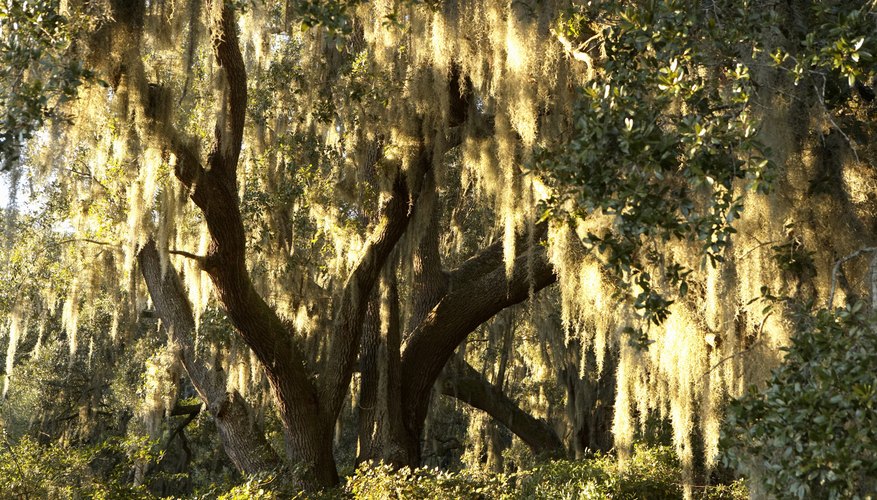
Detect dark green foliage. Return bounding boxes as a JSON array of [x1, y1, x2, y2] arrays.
[[723, 302, 877, 499], [0, 434, 158, 499], [774, 1, 877, 91], [0, 0, 95, 171], [516, 446, 745, 500], [537, 0, 774, 331], [0, 440, 749, 499]]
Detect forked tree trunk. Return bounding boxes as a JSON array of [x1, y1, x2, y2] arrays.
[[355, 211, 562, 467], [398, 224, 558, 465], [107, 0, 563, 486]]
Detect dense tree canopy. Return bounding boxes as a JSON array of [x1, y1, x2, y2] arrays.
[[0, 0, 875, 497]]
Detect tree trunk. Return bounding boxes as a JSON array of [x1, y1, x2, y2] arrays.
[[97, 0, 572, 490], [138, 240, 282, 476], [356, 265, 410, 466], [400, 224, 558, 462]]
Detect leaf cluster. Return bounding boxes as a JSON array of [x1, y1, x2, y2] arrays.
[[0, 0, 98, 171], [0, 433, 158, 499], [723, 302, 877, 499], [538, 0, 774, 330], [773, 1, 877, 91]]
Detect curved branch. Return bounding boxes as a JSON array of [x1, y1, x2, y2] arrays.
[[168, 249, 206, 266], [209, 3, 247, 180], [152, 4, 336, 486], [449, 221, 548, 286], [101, 0, 336, 487], [440, 358, 563, 457], [401, 233, 557, 435], [139, 240, 282, 475], [828, 246, 877, 308]]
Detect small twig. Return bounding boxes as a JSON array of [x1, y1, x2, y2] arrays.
[[55, 238, 122, 250], [552, 29, 595, 71], [828, 247, 877, 308], [168, 249, 207, 264], [740, 239, 779, 260], [812, 77, 860, 164], [701, 311, 771, 382], [66, 167, 111, 193]]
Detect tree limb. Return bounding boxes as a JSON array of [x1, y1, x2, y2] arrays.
[[320, 150, 429, 423], [440, 357, 563, 456], [401, 230, 557, 436], [138, 240, 282, 476], [828, 246, 877, 308]]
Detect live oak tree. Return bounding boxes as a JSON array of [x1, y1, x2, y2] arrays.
[[1, 0, 876, 496], [33, 0, 567, 488]]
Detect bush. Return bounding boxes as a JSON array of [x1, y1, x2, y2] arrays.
[[344, 447, 744, 499], [346, 462, 513, 499], [723, 302, 877, 499], [516, 445, 682, 499], [0, 434, 156, 499]]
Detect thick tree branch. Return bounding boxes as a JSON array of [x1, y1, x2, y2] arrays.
[[166, 403, 201, 443], [440, 358, 563, 456], [407, 171, 449, 333], [449, 221, 548, 286], [132, 4, 335, 484], [209, 2, 247, 182], [321, 150, 429, 422], [357, 265, 408, 466], [102, 0, 336, 487], [400, 230, 557, 435]]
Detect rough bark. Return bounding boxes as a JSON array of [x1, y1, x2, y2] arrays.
[[407, 172, 450, 334], [356, 289, 383, 462], [320, 161, 427, 424], [356, 265, 409, 466], [439, 357, 563, 457], [557, 342, 616, 457], [138, 240, 282, 476]]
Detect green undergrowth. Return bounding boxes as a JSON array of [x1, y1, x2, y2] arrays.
[[0, 437, 746, 499], [216, 445, 747, 499]]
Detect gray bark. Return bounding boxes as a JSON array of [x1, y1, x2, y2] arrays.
[[139, 240, 282, 476]]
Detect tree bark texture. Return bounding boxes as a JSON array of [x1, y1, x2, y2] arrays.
[[356, 265, 410, 466]]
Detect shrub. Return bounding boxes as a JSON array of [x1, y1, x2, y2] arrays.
[[723, 302, 877, 499], [0, 434, 156, 499], [346, 462, 513, 499], [516, 445, 682, 499], [344, 446, 745, 499]]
